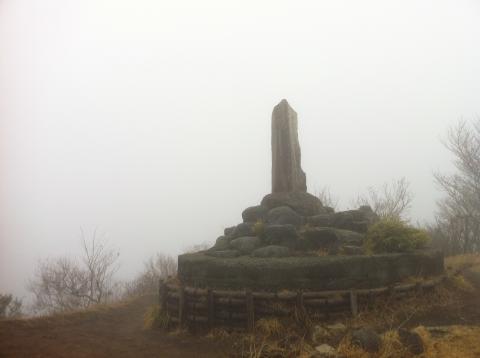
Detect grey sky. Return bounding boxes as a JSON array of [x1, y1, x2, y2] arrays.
[[1, 0, 479, 298]]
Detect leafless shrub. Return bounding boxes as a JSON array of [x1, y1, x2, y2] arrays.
[[432, 118, 480, 254], [28, 230, 120, 314], [354, 177, 413, 220], [315, 186, 339, 210], [0, 294, 23, 319], [123, 253, 177, 298]]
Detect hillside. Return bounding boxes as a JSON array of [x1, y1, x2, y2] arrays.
[[0, 295, 228, 358], [1, 256, 480, 357]]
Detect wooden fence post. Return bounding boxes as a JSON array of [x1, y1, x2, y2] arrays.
[[246, 289, 254, 332], [179, 284, 186, 328], [350, 291, 358, 317], [207, 289, 214, 329], [296, 291, 305, 319]]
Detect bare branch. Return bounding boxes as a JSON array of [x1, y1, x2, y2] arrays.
[[315, 186, 339, 211], [432, 118, 480, 254], [354, 177, 413, 220], [28, 230, 120, 314]]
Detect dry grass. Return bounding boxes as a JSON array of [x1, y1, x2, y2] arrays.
[[445, 254, 480, 274], [336, 325, 480, 358], [345, 283, 457, 331], [8, 296, 145, 328], [255, 318, 285, 338], [337, 330, 410, 358], [415, 325, 480, 358], [143, 304, 170, 330], [233, 317, 314, 357], [206, 327, 231, 340]]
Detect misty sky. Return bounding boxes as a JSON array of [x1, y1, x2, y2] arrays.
[[1, 0, 479, 299]]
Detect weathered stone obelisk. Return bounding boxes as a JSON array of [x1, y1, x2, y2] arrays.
[[271, 99, 307, 193]]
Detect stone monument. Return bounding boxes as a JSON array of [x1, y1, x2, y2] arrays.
[[177, 100, 444, 291], [271, 99, 307, 193]]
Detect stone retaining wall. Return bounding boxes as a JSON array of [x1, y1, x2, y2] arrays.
[[178, 250, 444, 291]]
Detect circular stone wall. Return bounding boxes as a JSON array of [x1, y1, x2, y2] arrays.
[[178, 250, 444, 291]]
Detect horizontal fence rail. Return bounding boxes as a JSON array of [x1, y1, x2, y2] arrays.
[[159, 276, 445, 332]]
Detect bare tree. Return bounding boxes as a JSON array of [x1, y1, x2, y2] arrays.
[[0, 294, 23, 319], [433, 119, 480, 253], [123, 253, 177, 298], [28, 230, 120, 314], [315, 186, 339, 211], [354, 177, 413, 220], [80, 229, 120, 305]]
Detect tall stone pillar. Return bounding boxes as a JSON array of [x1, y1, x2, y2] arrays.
[[271, 99, 307, 193]]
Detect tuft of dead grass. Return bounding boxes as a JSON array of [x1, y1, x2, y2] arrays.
[[416, 325, 480, 358], [337, 330, 410, 358], [143, 304, 170, 330], [254, 318, 285, 338], [449, 274, 475, 292]]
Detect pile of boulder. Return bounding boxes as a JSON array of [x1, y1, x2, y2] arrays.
[[206, 191, 378, 259]]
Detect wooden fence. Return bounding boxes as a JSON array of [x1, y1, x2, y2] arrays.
[[159, 276, 445, 332]]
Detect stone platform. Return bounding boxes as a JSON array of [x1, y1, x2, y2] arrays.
[[178, 249, 444, 291]]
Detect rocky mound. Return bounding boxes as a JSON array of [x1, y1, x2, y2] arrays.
[[205, 192, 378, 259]]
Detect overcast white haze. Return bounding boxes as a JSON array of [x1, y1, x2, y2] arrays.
[[1, 0, 479, 299]]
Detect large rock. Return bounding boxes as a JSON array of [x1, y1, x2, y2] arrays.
[[266, 206, 303, 226], [351, 327, 381, 352], [261, 191, 324, 216], [332, 206, 378, 233], [335, 229, 364, 246], [271, 99, 307, 193], [264, 224, 298, 248], [224, 226, 235, 237], [229, 236, 261, 255], [398, 329, 424, 355], [230, 222, 255, 239], [242, 205, 268, 223], [297, 228, 339, 251], [306, 214, 334, 227], [297, 227, 364, 252], [211, 236, 230, 251], [251, 245, 291, 258]]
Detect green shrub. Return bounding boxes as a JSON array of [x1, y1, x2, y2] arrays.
[[365, 218, 430, 253], [253, 220, 265, 238]]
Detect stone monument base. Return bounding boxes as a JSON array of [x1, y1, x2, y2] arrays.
[[178, 249, 444, 291]]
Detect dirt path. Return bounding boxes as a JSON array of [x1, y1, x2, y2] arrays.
[[0, 295, 229, 358]]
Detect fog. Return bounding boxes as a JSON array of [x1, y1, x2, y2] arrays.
[[1, 0, 479, 299]]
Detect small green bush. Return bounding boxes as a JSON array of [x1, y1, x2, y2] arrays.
[[365, 218, 430, 253], [253, 220, 265, 238]]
